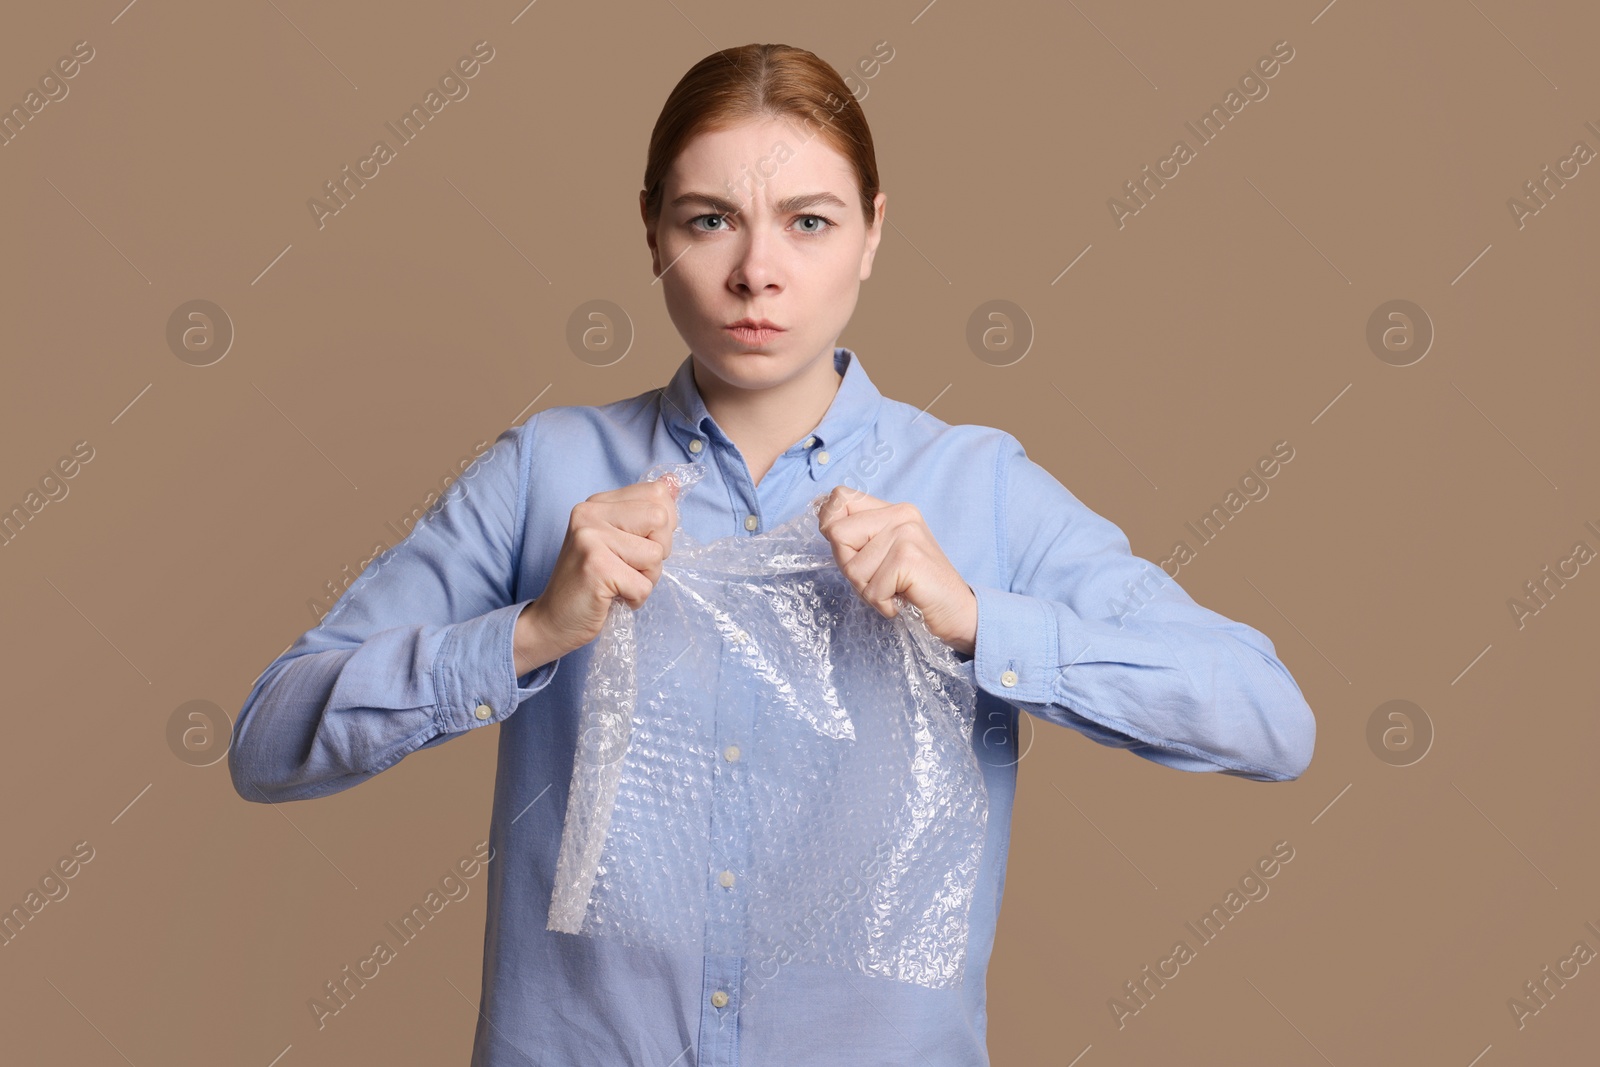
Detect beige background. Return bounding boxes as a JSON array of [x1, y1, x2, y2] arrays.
[[3, 0, 1597, 1063]]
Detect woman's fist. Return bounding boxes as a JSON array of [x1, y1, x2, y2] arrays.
[[514, 476, 681, 674]]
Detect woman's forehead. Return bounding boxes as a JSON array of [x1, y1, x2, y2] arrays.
[[666, 119, 856, 193]]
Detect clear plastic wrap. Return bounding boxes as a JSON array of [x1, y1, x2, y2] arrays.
[[546, 462, 990, 990]]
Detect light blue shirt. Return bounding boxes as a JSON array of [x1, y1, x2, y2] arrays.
[[231, 346, 1315, 1065]]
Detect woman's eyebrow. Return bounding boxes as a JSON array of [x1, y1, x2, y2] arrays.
[[670, 191, 849, 215]]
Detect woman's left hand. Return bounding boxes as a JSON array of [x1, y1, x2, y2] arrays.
[[816, 486, 978, 657]]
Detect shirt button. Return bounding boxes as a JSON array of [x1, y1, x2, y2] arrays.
[[689, 438, 703, 453], [1000, 670, 1018, 688], [804, 435, 816, 447], [816, 450, 830, 464], [723, 744, 741, 762], [718, 870, 736, 888], [474, 703, 493, 720], [744, 514, 758, 531], [710, 990, 729, 1008]]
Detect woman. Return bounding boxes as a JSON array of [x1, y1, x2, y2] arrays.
[[231, 43, 1315, 1066]]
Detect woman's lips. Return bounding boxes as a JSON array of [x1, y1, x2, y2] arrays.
[[725, 325, 784, 346]]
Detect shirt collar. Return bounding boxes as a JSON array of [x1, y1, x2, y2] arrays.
[[659, 346, 883, 462]]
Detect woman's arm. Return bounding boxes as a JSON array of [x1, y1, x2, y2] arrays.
[[228, 416, 560, 804], [968, 433, 1316, 782]]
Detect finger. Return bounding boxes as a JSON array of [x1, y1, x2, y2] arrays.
[[585, 497, 678, 555], [602, 557, 658, 610], [820, 495, 904, 556], [598, 527, 670, 580], [858, 540, 919, 616], [818, 486, 886, 532], [607, 473, 681, 497], [589, 476, 680, 509], [839, 525, 898, 603]]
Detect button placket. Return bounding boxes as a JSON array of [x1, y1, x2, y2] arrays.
[[705, 614, 755, 967]]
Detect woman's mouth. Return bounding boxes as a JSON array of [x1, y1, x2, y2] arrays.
[[725, 320, 785, 347]]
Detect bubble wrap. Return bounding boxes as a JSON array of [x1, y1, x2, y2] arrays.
[[546, 462, 990, 990]]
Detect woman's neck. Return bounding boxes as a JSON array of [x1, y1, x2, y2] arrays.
[[694, 350, 844, 487]]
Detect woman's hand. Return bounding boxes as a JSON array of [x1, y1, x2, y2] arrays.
[[816, 486, 978, 656], [514, 476, 681, 674]]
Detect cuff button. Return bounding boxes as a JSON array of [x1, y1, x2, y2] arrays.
[[1000, 670, 1018, 688], [474, 703, 493, 720]]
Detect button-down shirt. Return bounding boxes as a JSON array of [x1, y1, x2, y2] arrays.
[[230, 346, 1316, 1066]]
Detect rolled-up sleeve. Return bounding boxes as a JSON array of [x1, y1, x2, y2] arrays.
[[969, 432, 1316, 782], [229, 415, 561, 804]]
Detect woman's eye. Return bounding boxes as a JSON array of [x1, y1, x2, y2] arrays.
[[687, 213, 836, 235], [794, 214, 835, 234]]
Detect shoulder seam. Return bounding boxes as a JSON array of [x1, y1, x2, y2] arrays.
[[513, 412, 540, 591], [995, 432, 1013, 594]]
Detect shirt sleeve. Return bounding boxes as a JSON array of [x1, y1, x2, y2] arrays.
[[967, 432, 1316, 782], [228, 415, 562, 804]]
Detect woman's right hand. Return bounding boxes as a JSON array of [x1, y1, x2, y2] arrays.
[[513, 476, 682, 674]]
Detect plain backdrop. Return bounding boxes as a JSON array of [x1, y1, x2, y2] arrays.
[[2, 1, 1597, 1064]]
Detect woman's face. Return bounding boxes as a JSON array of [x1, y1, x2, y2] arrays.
[[642, 115, 886, 391]]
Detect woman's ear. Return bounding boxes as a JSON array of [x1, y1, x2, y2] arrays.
[[860, 192, 887, 280], [640, 190, 660, 276]]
